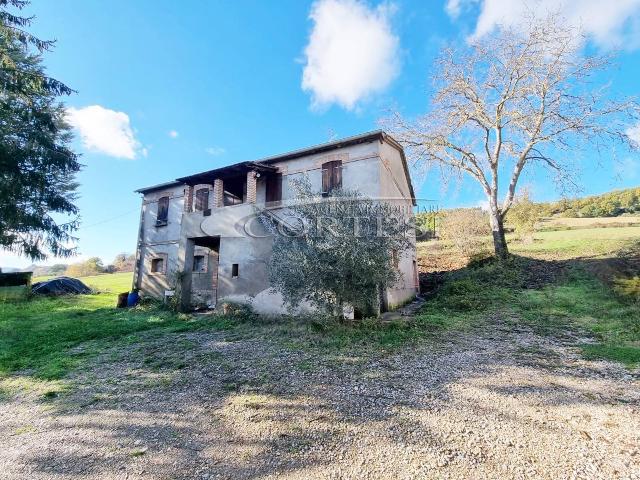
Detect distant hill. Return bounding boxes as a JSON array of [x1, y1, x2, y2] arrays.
[[539, 187, 639, 218], [18, 264, 67, 276]]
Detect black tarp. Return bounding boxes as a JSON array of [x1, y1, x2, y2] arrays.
[[32, 277, 92, 295]]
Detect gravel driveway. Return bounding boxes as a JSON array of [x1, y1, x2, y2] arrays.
[[1, 320, 639, 480]]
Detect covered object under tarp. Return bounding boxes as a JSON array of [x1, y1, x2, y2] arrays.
[[32, 277, 92, 295]]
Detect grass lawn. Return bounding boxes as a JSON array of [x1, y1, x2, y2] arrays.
[[510, 226, 640, 259], [0, 271, 240, 392], [33, 271, 134, 292]]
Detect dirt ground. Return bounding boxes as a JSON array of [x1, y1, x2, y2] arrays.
[[2, 318, 638, 480]]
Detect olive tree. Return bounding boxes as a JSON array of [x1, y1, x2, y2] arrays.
[[260, 179, 413, 318], [387, 14, 639, 258]]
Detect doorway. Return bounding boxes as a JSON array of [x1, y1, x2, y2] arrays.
[[189, 236, 220, 309]]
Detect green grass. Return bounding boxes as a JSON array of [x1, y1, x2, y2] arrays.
[[76, 272, 134, 292], [510, 226, 640, 258], [0, 269, 246, 387], [33, 272, 134, 293], [0, 294, 179, 380], [0, 285, 29, 300]]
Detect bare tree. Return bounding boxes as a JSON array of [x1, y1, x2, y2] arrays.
[[387, 14, 639, 258]]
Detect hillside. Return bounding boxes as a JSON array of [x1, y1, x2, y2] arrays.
[[536, 186, 639, 218]]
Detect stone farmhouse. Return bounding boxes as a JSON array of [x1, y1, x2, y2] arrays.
[[132, 130, 418, 315]]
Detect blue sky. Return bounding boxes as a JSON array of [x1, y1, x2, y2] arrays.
[[2, 0, 640, 268]]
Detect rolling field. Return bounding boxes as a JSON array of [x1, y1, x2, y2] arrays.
[[510, 225, 640, 259]]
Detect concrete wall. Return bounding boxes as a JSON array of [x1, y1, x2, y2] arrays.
[[135, 136, 418, 314], [135, 184, 185, 298], [190, 246, 218, 308], [179, 203, 279, 313], [276, 140, 380, 200]]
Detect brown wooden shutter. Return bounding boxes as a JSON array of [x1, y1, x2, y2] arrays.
[[157, 196, 169, 224], [321, 162, 331, 195], [321, 161, 342, 195], [195, 188, 209, 211], [332, 160, 342, 190], [266, 173, 282, 203]]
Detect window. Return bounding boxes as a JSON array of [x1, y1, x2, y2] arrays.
[[156, 196, 169, 226], [321, 160, 342, 196], [231, 263, 239, 278], [195, 188, 209, 212], [391, 249, 399, 269], [151, 257, 164, 274], [265, 173, 282, 203], [193, 255, 206, 272]]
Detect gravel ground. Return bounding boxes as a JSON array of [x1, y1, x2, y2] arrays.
[[1, 320, 639, 480]]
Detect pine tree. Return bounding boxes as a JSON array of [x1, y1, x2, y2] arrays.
[[0, 0, 80, 261]]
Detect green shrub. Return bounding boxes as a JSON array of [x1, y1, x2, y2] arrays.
[[506, 194, 543, 238]]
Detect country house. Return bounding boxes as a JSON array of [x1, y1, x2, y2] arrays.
[[132, 130, 418, 314]]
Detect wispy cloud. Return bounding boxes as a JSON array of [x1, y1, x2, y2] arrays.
[[627, 123, 640, 148], [444, 0, 463, 19], [301, 0, 400, 110], [205, 146, 225, 156], [66, 105, 141, 159], [446, 0, 640, 49], [168, 130, 179, 138]]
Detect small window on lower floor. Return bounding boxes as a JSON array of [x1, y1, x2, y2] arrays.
[[231, 263, 239, 278], [193, 255, 205, 272], [391, 249, 399, 269], [151, 257, 164, 274]]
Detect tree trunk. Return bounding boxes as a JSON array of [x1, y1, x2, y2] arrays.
[[489, 207, 509, 259]]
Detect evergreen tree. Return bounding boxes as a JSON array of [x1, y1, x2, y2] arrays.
[[0, 0, 80, 261]]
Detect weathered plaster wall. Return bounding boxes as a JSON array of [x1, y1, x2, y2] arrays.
[[136, 184, 185, 298], [377, 141, 418, 308], [137, 243, 180, 298], [275, 140, 380, 199]]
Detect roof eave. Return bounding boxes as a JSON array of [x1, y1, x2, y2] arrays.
[[381, 132, 417, 206], [135, 181, 183, 194]]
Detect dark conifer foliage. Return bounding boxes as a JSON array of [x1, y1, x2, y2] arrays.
[[0, 0, 81, 260]]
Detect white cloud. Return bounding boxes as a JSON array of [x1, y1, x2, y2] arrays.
[[445, 0, 463, 19], [205, 146, 225, 156], [168, 130, 179, 138], [446, 0, 640, 49], [301, 0, 400, 110], [66, 105, 140, 159], [628, 123, 640, 148]]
